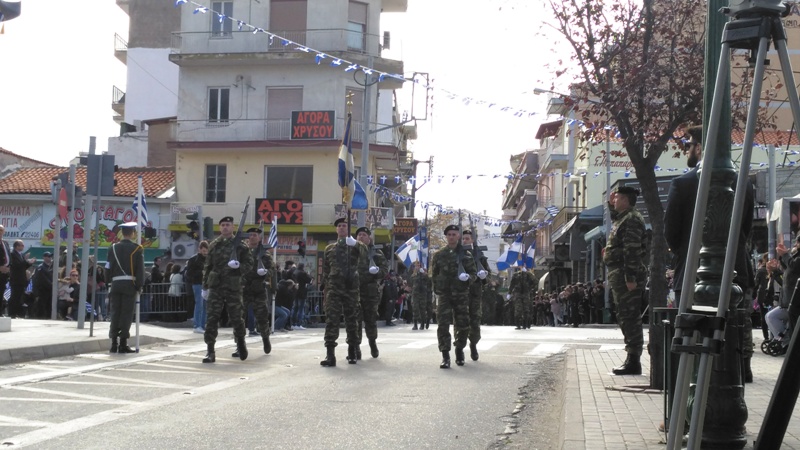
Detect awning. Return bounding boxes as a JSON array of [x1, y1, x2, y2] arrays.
[[584, 225, 606, 243], [578, 204, 605, 221], [551, 216, 577, 243]]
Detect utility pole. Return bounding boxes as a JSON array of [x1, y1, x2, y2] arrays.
[[409, 157, 433, 218]]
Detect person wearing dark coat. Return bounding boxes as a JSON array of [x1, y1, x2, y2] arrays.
[[9, 240, 36, 318]]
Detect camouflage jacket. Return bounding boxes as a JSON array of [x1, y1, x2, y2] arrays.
[[357, 244, 388, 288], [603, 206, 647, 282], [430, 244, 477, 295], [508, 270, 536, 297], [323, 239, 368, 290], [410, 271, 432, 299], [242, 244, 273, 295], [203, 235, 254, 290]]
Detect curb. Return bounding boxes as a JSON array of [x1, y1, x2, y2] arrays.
[[0, 335, 169, 366]]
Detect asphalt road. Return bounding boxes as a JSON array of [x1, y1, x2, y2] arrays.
[[0, 325, 627, 449]]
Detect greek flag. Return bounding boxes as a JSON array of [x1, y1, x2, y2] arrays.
[[545, 205, 560, 217], [395, 235, 421, 268], [524, 241, 536, 269], [268, 216, 278, 249], [496, 234, 524, 271], [337, 114, 368, 210], [132, 176, 149, 228]]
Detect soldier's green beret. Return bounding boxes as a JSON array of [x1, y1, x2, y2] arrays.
[[355, 227, 370, 236], [444, 225, 460, 234], [219, 216, 234, 224], [462, 229, 473, 235], [334, 217, 347, 226], [246, 227, 261, 233]]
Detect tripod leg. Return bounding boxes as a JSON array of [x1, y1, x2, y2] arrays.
[[774, 38, 800, 139], [666, 38, 734, 450]]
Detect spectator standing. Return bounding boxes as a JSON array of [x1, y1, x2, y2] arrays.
[[292, 262, 313, 330], [0, 225, 10, 316], [186, 241, 209, 333], [32, 251, 54, 319], [168, 264, 185, 321], [9, 240, 36, 318]]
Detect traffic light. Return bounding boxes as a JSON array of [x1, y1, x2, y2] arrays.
[[143, 226, 157, 239], [186, 212, 200, 240], [297, 240, 306, 257], [203, 217, 214, 240]]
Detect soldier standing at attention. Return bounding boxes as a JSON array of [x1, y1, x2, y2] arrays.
[[355, 226, 388, 360], [235, 227, 272, 357], [508, 265, 530, 330], [201, 216, 253, 363], [320, 217, 368, 367], [431, 225, 477, 369], [106, 222, 145, 354], [410, 262, 432, 330], [603, 186, 647, 375], [462, 229, 489, 361]]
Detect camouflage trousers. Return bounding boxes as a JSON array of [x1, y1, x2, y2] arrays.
[[243, 292, 271, 336], [609, 269, 644, 355], [324, 286, 360, 348], [412, 293, 430, 323], [468, 283, 482, 344], [357, 283, 380, 344], [482, 297, 496, 325], [437, 292, 470, 352], [205, 288, 246, 345], [512, 294, 531, 327]]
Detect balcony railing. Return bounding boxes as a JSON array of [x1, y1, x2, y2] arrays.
[[112, 86, 125, 105], [114, 33, 128, 64], [174, 116, 400, 147], [170, 28, 388, 58], [170, 202, 392, 228]]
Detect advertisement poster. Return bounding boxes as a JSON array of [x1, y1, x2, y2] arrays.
[[40, 203, 160, 248], [0, 203, 44, 248]]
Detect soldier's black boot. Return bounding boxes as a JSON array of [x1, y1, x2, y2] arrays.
[[412, 321, 418, 330], [346, 345, 358, 364], [369, 339, 379, 358], [235, 336, 248, 361], [515, 320, 522, 330], [202, 344, 216, 363], [320, 346, 336, 367], [440, 351, 451, 369], [109, 338, 118, 353], [262, 335, 272, 355], [455, 346, 466, 366], [425, 320, 430, 329], [612, 353, 641, 375], [118, 339, 135, 354], [355, 346, 362, 361], [470, 342, 479, 361]]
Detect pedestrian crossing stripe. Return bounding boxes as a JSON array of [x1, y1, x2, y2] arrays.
[[525, 344, 564, 356], [399, 341, 436, 349], [476, 340, 498, 351]]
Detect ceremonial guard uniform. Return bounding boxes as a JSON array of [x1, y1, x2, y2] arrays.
[[202, 216, 253, 363], [106, 222, 145, 354], [431, 225, 477, 368], [603, 186, 647, 375], [238, 227, 273, 357], [355, 227, 388, 359], [320, 217, 368, 367], [462, 229, 490, 360]]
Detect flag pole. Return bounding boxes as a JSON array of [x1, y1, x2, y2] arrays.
[[134, 175, 143, 352], [271, 214, 277, 335]]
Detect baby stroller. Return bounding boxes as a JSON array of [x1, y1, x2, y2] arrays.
[[762, 278, 800, 357]]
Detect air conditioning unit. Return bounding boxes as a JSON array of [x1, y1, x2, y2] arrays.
[[171, 240, 196, 260], [554, 244, 571, 262]]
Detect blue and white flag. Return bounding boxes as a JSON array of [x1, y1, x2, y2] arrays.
[[337, 114, 368, 211], [268, 215, 278, 248], [545, 205, 560, 217], [524, 241, 536, 269], [395, 234, 421, 268], [496, 234, 524, 271], [132, 176, 149, 228]]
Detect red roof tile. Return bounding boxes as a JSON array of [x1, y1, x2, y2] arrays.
[[732, 129, 800, 146], [0, 166, 175, 197]]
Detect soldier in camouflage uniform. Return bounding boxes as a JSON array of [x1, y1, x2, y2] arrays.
[[508, 265, 537, 330], [320, 217, 368, 367], [410, 262, 432, 330], [431, 225, 477, 368], [462, 229, 490, 361], [355, 226, 388, 359], [603, 186, 647, 375], [201, 216, 253, 363], [481, 279, 501, 325], [235, 227, 272, 357], [106, 223, 145, 354]]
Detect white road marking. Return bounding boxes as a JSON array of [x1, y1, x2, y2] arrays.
[[2, 385, 137, 405], [0, 415, 53, 428], [399, 340, 437, 349], [525, 344, 564, 356], [271, 337, 319, 348], [476, 340, 497, 351]]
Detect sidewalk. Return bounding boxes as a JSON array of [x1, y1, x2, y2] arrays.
[[562, 341, 800, 450]]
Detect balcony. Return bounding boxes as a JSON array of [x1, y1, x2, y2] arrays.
[[114, 33, 128, 64], [169, 29, 403, 88], [174, 116, 401, 147], [116, 0, 129, 14], [541, 143, 568, 172], [112, 86, 125, 116]]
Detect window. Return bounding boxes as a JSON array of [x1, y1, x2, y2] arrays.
[[265, 166, 313, 203], [347, 1, 367, 51], [211, 2, 234, 37], [266, 87, 303, 139], [269, 0, 307, 50], [208, 88, 230, 123], [206, 165, 227, 203]]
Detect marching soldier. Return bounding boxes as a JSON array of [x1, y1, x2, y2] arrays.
[[355, 226, 388, 359], [603, 186, 647, 375], [106, 222, 145, 354], [431, 225, 477, 368], [234, 227, 272, 358], [508, 265, 533, 330], [462, 229, 489, 360], [320, 217, 368, 367], [201, 216, 253, 363], [410, 262, 432, 330]]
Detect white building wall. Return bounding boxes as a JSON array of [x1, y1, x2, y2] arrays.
[[124, 48, 179, 124], [107, 132, 149, 168]]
